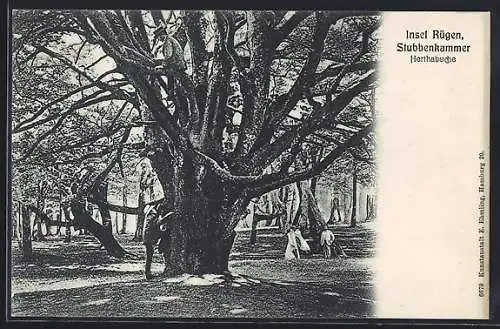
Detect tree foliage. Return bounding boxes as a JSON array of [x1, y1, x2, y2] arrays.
[[11, 9, 379, 271]]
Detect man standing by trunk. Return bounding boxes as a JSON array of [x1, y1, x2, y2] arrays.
[[139, 159, 170, 280]]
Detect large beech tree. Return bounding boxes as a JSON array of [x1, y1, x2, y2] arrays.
[[11, 10, 378, 274]]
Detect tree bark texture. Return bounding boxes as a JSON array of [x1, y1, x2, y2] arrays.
[[151, 152, 250, 275], [20, 204, 33, 260], [351, 170, 358, 228]]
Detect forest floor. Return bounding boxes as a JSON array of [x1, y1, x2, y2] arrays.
[[10, 222, 376, 319]]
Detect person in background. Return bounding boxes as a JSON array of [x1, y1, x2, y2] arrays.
[[138, 158, 180, 280], [329, 196, 342, 223], [139, 158, 168, 248], [294, 227, 311, 254], [285, 225, 300, 260], [320, 227, 336, 259], [320, 225, 348, 259]]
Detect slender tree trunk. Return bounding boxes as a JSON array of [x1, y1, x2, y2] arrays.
[[98, 181, 113, 234], [120, 184, 127, 234], [310, 177, 318, 197], [365, 195, 371, 221], [351, 170, 357, 228], [69, 197, 129, 258], [285, 183, 300, 231], [249, 206, 283, 244], [20, 204, 33, 261], [12, 203, 20, 241], [56, 166, 64, 236], [337, 200, 342, 223], [276, 186, 289, 230], [56, 190, 63, 235], [263, 194, 273, 226], [279, 186, 286, 204], [249, 200, 262, 244], [63, 207, 72, 242], [270, 190, 285, 229], [329, 196, 342, 223], [249, 207, 259, 244], [17, 201, 23, 250], [45, 211, 53, 237], [310, 148, 323, 198], [371, 195, 376, 219], [114, 212, 119, 234], [133, 194, 145, 242], [33, 182, 46, 241], [80, 202, 89, 235], [58, 178, 131, 257]]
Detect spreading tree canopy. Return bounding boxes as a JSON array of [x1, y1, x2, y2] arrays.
[[11, 10, 378, 274]]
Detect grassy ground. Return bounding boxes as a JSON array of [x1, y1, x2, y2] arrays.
[[10, 223, 376, 319]]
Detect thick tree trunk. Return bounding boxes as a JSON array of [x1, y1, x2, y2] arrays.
[[160, 205, 240, 275], [20, 204, 33, 261], [294, 182, 308, 230], [301, 182, 327, 253], [285, 181, 329, 253], [295, 185, 348, 257], [365, 194, 376, 221], [351, 171, 357, 228], [150, 151, 248, 276], [344, 194, 352, 224]]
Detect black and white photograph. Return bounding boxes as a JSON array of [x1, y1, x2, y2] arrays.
[[9, 9, 378, 319]]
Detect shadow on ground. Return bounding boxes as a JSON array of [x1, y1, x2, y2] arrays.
[[10, 223, 375, 319]]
